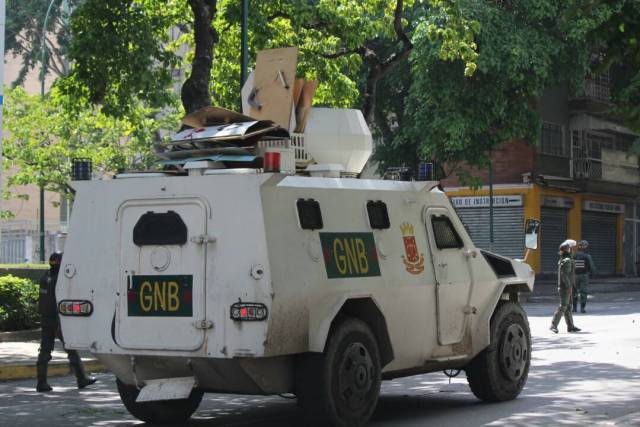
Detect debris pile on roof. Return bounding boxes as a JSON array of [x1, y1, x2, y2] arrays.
[[155, 47, 315, 171]]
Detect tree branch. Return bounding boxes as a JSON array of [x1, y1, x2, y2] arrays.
[[361, 0, 413, 124], [320, 47, 365, 59]]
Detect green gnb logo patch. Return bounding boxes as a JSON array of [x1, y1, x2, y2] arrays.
[[320, 233, 381, 279], [127, 275, 193, 317]]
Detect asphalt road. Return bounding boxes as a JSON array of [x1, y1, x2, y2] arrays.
[[1, 295, 639, 427]]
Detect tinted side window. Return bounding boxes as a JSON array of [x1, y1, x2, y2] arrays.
[[133, 211, 188, 246], [431, 216, 463, 249], [297, 199, 323, 230], [366, 200, 390, 229]]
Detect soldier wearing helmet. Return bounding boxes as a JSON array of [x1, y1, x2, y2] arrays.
[[573, 240, 596, 313], [550, 240, 581, 334]]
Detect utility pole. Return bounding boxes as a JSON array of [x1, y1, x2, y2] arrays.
[[489, 150, 494, 252], [39, 0, 59, 262], [240, 0, 248, 87], [0, 0, 5, 260]]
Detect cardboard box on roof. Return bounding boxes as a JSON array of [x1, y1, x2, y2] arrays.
[[249, 47, 299, 129]]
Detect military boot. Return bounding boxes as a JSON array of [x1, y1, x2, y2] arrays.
[[36, 363, 52, 392], [68, 352, 97, 389]]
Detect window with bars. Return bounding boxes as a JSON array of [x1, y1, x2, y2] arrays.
[[431, 216, 463, 250], [540, 122, 567, 157]]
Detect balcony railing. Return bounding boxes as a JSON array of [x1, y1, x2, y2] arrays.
[[573, 156, 639, 185], [583, 75, 611, 103]]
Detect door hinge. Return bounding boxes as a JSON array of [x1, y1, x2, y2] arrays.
[[194, 320, 213, 329]]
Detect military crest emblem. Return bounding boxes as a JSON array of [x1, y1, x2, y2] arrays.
[[400, 222, 424, 274]]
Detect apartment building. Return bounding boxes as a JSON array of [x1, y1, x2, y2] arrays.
[[444, 73, 640, 276]]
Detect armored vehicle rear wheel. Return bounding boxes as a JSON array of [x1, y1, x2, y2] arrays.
[[465, 301, 531, 402], [296, 317, 381, 427], [116, 378, 204, 424]]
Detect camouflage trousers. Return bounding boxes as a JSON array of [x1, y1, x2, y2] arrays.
[[572, 274, 589, 309], [551, 287, 575, 329]]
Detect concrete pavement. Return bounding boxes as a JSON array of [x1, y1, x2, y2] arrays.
[[0, 296, 639, 426]]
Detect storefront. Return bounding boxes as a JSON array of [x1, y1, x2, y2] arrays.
[[581, 200, 624, 275], [451, 195, 524, 259], [445, 184, 626, 275], [539, 196, 573, 274]]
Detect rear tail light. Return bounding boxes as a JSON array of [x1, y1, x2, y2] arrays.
[[230, 302, 268, 321], [58, 300, 93, 316]]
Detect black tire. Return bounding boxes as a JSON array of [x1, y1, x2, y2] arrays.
[[465, 301, 531, 402], [116, 378, 204, 425], [296, 318, 382, 427]]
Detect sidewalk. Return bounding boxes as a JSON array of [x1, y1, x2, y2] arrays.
[[528, 276, 640, 303], [0, 336, 106, 381]]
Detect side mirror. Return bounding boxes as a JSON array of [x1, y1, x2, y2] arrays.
[[524, 218, 541, 250]]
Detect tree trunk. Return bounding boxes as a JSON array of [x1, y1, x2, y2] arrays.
[[181, 0, 218, 114], [363, 66, 382, 125]]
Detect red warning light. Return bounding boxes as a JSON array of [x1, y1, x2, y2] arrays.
[[240, 307, 248, 318]]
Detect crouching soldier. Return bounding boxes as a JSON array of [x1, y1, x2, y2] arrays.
[[550, 240, 582, 334], [573, 240, 596, 313], [36, 252, 97, 392]]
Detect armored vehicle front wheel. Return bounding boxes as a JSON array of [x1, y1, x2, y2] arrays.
[[296, 317, 381, 427], [465, 301, 531, 402], [116, 378, 204, 424]]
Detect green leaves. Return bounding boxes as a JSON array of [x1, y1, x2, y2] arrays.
[[2, 87, 179, 201], [61, 0, 186, 116]]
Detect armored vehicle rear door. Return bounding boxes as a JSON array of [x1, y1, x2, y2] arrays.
[[425, 207, 473, 346], [116, 198, 208, 351]]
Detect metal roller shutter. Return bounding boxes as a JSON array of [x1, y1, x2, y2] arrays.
[[582, 211, 617, 274], [455, 207, 524, 259], [540, 208, 568, 274]]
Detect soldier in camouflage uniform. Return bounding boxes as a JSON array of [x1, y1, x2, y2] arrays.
[[550, 240, 582, 334], [572, 240, 596, 313], [36, 252, 97, 392]]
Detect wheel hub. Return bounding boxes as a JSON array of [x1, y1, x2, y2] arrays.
[[499, 323, 527, 381], [338, 342, 374, 411]]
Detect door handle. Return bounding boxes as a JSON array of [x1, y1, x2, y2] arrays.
[[464, 249, 477, 259], [190, 234, 217, 245]]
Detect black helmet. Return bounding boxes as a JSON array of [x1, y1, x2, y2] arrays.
[[49, 252, 63, 265]]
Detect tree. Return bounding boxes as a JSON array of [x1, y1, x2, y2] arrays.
[[212, 0, 478, 126], [5, 0, 80, 86], [62, 0, 478, 120], [59, 0, 187, 116], [1, 86, 178, 217], [376, 0, 640, 179]]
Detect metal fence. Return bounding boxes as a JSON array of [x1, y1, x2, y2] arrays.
[[0, 222, 65, 264]]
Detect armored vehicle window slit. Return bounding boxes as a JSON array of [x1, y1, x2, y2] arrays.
[[297, 199, 323, 230], [431, 216, 463, 249], [133, 211, 188, 246], [366, 201, 390, 229]]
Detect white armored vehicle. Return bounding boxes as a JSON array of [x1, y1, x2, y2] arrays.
[[57, 106, 536, 427]]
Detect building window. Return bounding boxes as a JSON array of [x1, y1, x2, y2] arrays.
[[431, 216, 463, 250], [540, 122, 566, 157]]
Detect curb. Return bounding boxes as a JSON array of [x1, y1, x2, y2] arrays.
[[0, 329, 41, 343], [0, 359, 107, 381]]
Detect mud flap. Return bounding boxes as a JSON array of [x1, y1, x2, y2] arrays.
[[136, 377, 196, 402]]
